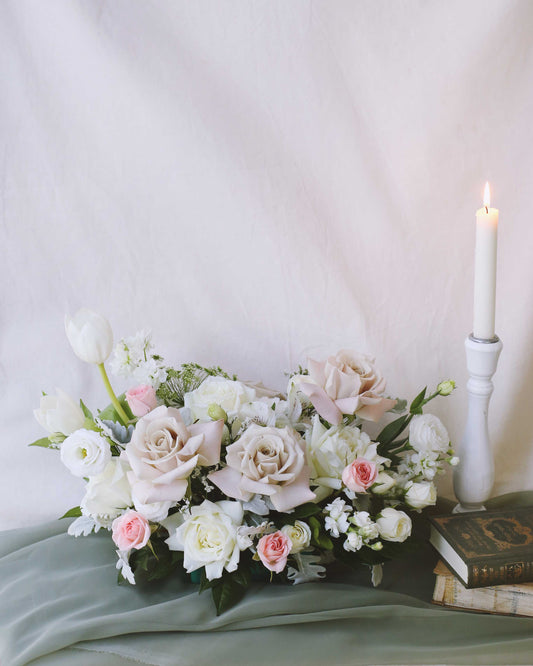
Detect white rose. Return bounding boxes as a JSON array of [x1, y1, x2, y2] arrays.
[[165, 500, 244, 580], [132, 489, 173, 522], [184, 377, 256, 421], [281, 520, 312, 554], [306, 416, 387, 499], [344, 531, 363, 552], [81, 458, 132, 528], [370, 472, 396, 495], [65, 308, 113, 364], [409, 414, 449, 454], [404, 481, 437, 509], [61, 429, 111, 477], [34, 388, 85, 435], [376, 507, 412, 543]]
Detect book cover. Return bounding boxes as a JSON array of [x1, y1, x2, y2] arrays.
[[429, 506, 533, 587], [432, 561, 533, 618]]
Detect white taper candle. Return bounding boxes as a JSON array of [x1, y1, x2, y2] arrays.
[[473, 182, 498, 340]]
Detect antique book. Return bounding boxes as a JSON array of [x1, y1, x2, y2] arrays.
[[432, 560, 533, 617], [429, 506, 533, 588]]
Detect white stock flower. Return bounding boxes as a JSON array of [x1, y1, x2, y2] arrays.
[[404, 481, 437, 509], [306, 416, 387, 499], [65, 308, 113, 364], [81, 458, 132, 528], [351, 511, 379, 541], [324, 497, 351, 537], [60, 429, 111, 477], [343, 531, 363, 552], [34, 389, 85, 435], [409, 414, 450, 454], [281, 520, 312, 554], [184, 377, 256, 421], [165, 500, 245, 581], [110, 330, 166, 388], [376, 507, 412, 543]]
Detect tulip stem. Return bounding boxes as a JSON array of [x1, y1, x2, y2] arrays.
[[98, 364, 129, 426]]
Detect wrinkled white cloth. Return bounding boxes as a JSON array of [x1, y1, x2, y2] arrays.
[[1, 0, 532, 529]]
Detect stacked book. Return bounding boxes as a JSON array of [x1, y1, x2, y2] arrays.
[[429, 506, 533, 617]]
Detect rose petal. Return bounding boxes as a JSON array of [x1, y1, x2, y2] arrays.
[[300, 383, 343, 425], [208, 467, 252, 501], [188, 419, 224, 466]]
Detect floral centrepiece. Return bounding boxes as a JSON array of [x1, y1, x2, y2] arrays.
[[31, 309, 457, 615]]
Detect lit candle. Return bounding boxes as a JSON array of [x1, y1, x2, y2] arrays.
[[473, 182, 499, 340]]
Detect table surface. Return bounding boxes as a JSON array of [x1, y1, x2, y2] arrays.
[[2, 493, 533, 666]]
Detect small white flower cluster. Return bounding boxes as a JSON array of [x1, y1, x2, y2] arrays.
[[110, 330, 167, 388]]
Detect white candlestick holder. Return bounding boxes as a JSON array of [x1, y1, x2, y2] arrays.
[[453, 334, 502, 513]]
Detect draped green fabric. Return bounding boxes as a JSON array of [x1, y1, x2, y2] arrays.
[[2, 495, 533, 665]]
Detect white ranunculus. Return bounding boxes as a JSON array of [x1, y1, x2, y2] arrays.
[[165, 500, 245, 580], [81, 458, 132, 528], [60, 429, 111, 477], [306, 415, 388, 499], [370, 472, 396, 495], [65, 308, 113, 364], [184, 377, 256, 422], [376, 507, 412, 543], [404, 481, 437, 509], [281, 520, 312, 554], [409, 414, 450, 454], [34, 389, 85, 435]]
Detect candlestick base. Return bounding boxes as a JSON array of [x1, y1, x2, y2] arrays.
[[453, 334, 502, 513]]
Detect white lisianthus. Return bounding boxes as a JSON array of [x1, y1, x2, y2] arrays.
[[34, 389, 85, 435], [404, 481, 437, 510], [165, 500, 245, 581], [81, 458, 132, 528], [281, 520, 312, 554], [343, 531, 363, 552], [409, 414, 450, 454], [60, 429, 111, 477], [184, 377, 256, 422], [370, 472, 396, 495], [65, 308, 113, 364], [376, 507, 412, 543], [306, 415, 388, 499]]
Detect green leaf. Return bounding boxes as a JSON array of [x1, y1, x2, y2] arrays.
[[232, 567, 252, 588], [156, 364, 234, 408], [409, 387, 427, 415], [99, 394, 134, 422], [211, 575, 246, 616], [59, 506, 82, 519], [389, 398, 407, 414], [80, 399, 93, 419], [376, 415, 410, 448], [290, 503, 322, 519], [29, 437, 54, 448]]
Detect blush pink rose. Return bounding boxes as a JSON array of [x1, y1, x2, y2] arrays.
[[112, 510, 151, 551], [257, 531, 292, 573], [299, 351, 397, 425], [342, 458, 378, 493], [125, 385, 158, 417]]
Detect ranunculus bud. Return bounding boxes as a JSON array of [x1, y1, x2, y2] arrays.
[[126, 384, 158, 417], [65, 308, 113, 364], [207, 403, 228, 422], [34, 388, 85, 435], [341, 458, 378, 493], [112, 510, 151, 551], [437, 380, 456, 396]]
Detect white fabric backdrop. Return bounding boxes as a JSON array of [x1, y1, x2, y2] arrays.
[[1, 0, 532, 530]]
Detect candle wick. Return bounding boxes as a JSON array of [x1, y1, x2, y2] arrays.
[[485, 206, 489, 214]]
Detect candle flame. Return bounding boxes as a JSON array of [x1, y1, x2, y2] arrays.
[[483, 182, 491, 210]]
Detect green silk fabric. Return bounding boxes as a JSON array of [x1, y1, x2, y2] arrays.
[[2, 494, 533, 665]]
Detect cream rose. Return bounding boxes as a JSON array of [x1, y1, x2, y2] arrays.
[[81, 458, 132, 528], [125, 405, 223, 504], [376, 507, 412, 543], [60, 429, 111, 477], [404, 481, 437, 509], [209, 424, 315, 512], [184, 377, 256, 421], [299, 350, 396, 425], [165, 500, 244, 580], [409, 414, 450, 454], [281, 520, 312, 554]]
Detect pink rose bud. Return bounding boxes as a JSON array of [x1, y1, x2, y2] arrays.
[[112, 510, 151, 551], [257, 531, 292, 573], [342, 458, 378, 493], [125, 384, 158, 417]]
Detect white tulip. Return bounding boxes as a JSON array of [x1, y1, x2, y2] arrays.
[[34, 388, 85, 435], [376, 507, 412, 543], [61, 429, 111, 478], [65, 308, 113, 364]]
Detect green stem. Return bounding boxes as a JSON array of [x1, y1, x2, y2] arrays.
[[98, 363, 129, 426]]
